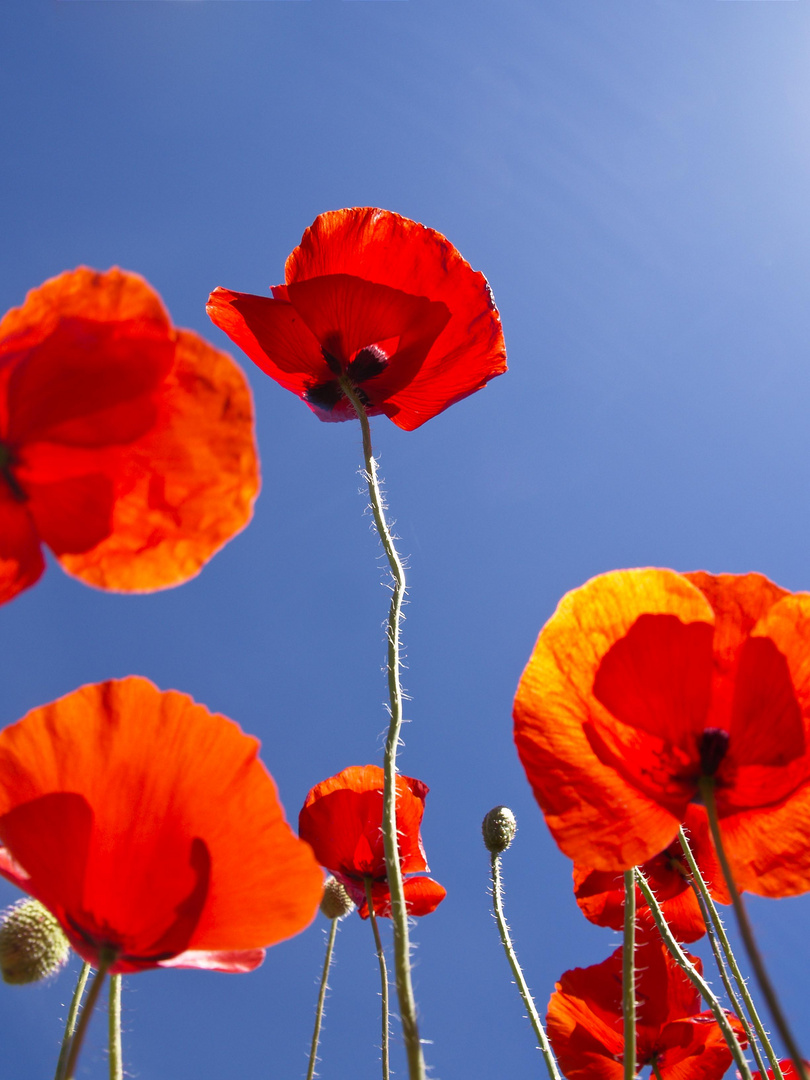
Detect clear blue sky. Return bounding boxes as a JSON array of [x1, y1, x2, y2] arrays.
[[3, 1, 810, 1077]]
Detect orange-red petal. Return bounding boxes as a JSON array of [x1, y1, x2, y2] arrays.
[[358, 876, 447, 920], [0, 678, 323, 973], [514, 569, 715, 870], [0, 493, 44, 604], [56, 328, 259, 592]]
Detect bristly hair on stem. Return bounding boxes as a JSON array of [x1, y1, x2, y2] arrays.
[[340, 375, 425, 1080]]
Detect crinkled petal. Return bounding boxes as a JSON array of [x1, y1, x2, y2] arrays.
[[514, 569, 715, 870], [159, 948, 266, 973]]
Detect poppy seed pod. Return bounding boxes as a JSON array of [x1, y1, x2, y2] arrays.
[[0, 899, 69, 984], [482, 806, 517, 854], [319, 876, 354, 921]]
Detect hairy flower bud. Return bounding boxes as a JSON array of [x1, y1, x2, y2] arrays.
[[482, 806, 517, 854], [319, 876, 355, 921], [0, 899, 70, 984]]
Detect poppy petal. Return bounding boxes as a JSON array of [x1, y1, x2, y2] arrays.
[[0, 494, 44, 605], [358, 876, 446, 920], [25, 473, 114, 556], [514, 569, 715, 870], [56, 329, 259, 592], [158, 948, 266, 973], [0, 678, 323, 968]]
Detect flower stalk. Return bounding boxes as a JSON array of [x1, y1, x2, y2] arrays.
[[59, 951, 115, 1080], [54, 962, 91, 1080], [623, 870, 637, 1080], [306, 919, 340, 1080], [341, 375, 424, 1080], [365, 877, 391, 1080], [700, 778, 806, 1080], [109, 975, 122, 1080]]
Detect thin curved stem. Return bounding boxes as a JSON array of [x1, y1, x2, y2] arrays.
[[700, 778, 807, 1080], [61, 952, 114, 1080], [489, 851, 561, 1080], [678, 826, 781, 1080], [54, 962, 91, 1080], [365, 878, 391, 1080], [305, 919, 340, 1080], [109, 975, 122, 1080], [341, 376, 423, 1080], [634, 867, 752, 1080], [623, 870, 637, 1080]]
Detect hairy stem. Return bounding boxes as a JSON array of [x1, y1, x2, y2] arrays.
[[700, 778, 806, 1080], [60, 952, 114, 1080], [305, 919, 339, 1080], [623, 870, 637, 1080], [54, 962, 91, 1080], [634, 867, 752, 1080], [341, 376, 423, 1080], [489, 851, 561, 1080], [365, 878, 391, 1080], [678, 826, 781, 1080], [109, 975, 122, 1080]]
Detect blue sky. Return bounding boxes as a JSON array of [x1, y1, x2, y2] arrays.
[[3, 1, 810, 1077]]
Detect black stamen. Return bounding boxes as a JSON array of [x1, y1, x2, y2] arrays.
[[322, 348, 343, 376], [0, 444, 26, 503], [347, 345, 388, 384], [306, 382, 343, 410], [699, 728, 730, 777]]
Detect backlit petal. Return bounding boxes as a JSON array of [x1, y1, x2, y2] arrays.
[[0, 494, 44, 605]]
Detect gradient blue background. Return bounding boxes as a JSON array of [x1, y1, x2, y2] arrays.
[[2, 1, 810, 1077]]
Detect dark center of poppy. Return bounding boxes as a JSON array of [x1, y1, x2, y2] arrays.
[[699, 727, 730, 777], [0, 443, 26, 503], [306, 346, 389, 412]]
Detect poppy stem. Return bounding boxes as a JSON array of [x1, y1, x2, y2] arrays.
[[109, 975, 122, 1080], [305, 918, 340, 1080], [634, 867, 753, 1080], [678, 826, 782, 1080], [59, 951, 114, 1080], [489, 850, 561, 1080], [651, 1060, 664, 1080], [623, 870, 637, 1080], [54, 961, 91, 1080], [700, 778, 807, 1080], [340, 376, 424, 1080], [365, 877, 391, 1080]]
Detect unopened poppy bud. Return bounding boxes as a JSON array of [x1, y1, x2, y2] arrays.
[[0, 899, 70, 984], [319, 876, 354, 921], [482, 806, 517, 854]]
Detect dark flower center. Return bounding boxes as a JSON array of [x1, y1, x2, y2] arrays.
[[306, 346, 389, 412], [0, 443, 26, 503], [699, 727, 730, 777]]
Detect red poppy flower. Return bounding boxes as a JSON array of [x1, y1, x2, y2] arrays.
[[298, 765, 446, 919], [0, 267, 259, 605], [0, 677, 323, 974], [514, 569, 810, 896], [206, 208, 506, 430], [573, 805, 728, 943], [547, 931, 744, 1080]]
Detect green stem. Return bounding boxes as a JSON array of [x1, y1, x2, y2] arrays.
[[109, 975, 122, 1080], [341, 376, 423, 1080], [305, 919, 340, 1080], [700, 778, 806, 1080], [61, 952, 115, 1080], [634, 867, 752, 1080], [54, 962, 91, 1080], [678, 826, 781, 1080], [651, 1060, 664, 1080], [365, 878, 390, 1080], [489, 851, 561, 1080], [623, 870, 637, 1080]]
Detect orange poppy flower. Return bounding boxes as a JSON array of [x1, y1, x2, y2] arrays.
[[0, 267, 259, 605], [0, 677, 323, 974], [547, 931, 744, 1080], [206, 208, 506, 431], [514, 569, 810, 896], [298, 765, 446, 919], [573, 805, 727, 943]]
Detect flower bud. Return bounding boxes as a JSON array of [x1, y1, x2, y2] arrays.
[[482, 806, 517, 854], [0, 899, 70, 984], [319, 876, 355, 920]]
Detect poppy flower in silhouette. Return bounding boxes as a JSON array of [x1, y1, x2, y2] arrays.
[[573, 805, 727, 943], [547, 930, 744, 1080], [0, 677, 323, 974], [298, 765, 446, 919], [206, 208, 506, 430], [0, 267, 259, 605], [514, 569, 810, 896]]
